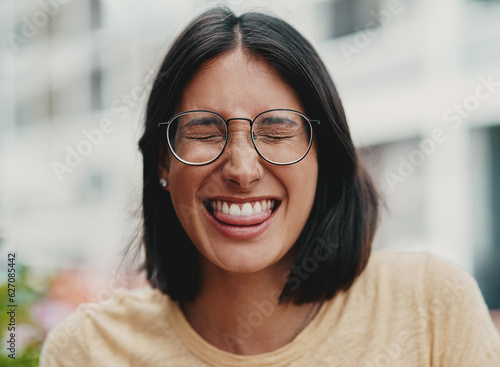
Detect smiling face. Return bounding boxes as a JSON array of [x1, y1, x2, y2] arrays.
[[159, 50, 318, 274]]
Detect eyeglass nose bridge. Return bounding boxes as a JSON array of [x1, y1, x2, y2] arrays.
[[220, 116, 259, 159], [226, 117, 253, 124]]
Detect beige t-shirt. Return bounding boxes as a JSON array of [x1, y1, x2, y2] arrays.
[[39, 251, 500, 366]]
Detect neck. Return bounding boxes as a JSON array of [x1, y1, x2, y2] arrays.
[[181, 255, 320, 355]]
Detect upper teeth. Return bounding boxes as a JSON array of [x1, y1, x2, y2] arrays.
[[210, 200, 275, 217]]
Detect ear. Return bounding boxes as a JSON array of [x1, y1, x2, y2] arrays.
[[157, 145, 170, 191]]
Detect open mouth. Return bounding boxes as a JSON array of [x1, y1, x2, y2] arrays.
[[204, 199, 280, 226]]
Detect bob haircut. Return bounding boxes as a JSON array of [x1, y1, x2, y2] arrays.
[[138, 7, 379, 304]]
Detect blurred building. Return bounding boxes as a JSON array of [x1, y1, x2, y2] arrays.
[[311, 0, 500, 308], [1, 0, 499, 307]]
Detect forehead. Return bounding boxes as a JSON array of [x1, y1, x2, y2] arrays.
[[178, 49, 304, 118]]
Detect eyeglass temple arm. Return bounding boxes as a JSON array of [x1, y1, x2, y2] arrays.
[[310, 120, 320, 125]]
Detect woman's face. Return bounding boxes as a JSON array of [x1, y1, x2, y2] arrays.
[[159, 50, 318, 274]]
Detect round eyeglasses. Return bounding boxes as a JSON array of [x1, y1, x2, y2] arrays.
[[158, 109, 320, 166]]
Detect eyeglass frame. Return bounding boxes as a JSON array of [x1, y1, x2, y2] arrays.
[[157, 108, 320, 166]]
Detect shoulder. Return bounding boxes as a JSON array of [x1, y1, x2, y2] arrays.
[[354, 251, 500, 365], [69, 286, 172, 334], [345, 250, 488, 332], [39, 287, 175, 366], [366, 249, 462, 274], [79, 286, 170, 319], [363, 250, 473, 289], [357, 250, 479, 306], [375, 250, 481, 290]]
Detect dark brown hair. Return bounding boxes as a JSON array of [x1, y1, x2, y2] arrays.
[[138, 7, 379, 304]]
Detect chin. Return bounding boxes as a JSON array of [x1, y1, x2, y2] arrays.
[[202, 240, 290, 275]]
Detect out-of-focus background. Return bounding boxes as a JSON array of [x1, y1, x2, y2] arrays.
[[1, 0, 499, 363]]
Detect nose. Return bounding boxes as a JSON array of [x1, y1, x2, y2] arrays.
[[220, 120, 262, 188]]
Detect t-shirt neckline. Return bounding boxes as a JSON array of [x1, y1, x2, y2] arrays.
[[168, 295, 343, 367]]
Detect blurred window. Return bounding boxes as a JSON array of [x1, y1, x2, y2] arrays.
[[316, 0, 379, 39], [85, 170, 105, 202], [90, 0, 102, 29], [91, 66, 103, 111], [473, 126, 500, 309], [490, 126, 500, 250], [359, 139, 426, 246], [487, 126, 500, 308]]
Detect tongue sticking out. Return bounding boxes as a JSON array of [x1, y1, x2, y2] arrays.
[[211, 207, 274, 226]]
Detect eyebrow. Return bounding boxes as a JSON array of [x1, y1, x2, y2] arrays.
[[258, 117, 298, 126], [183, 116, 222, 127]]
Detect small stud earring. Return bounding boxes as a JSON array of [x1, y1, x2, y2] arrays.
[[159, 178, 168, 187]]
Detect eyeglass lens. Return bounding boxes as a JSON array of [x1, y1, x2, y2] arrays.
[[166, 110, 312, 165]]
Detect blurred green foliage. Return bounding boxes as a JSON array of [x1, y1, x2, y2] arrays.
[[1, 259, 50, 366]]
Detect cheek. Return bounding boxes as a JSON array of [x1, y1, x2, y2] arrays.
[[168, 162, 201, 194], [301, 149, 319, 195], [167, 167, 201, 224], [301, 160, 319, 215], [287, 159, 318, 211], [302, 170, 318, 208]]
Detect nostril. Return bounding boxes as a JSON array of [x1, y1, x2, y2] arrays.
[[222, 161, 261, 186]]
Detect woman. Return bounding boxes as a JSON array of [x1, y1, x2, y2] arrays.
[[41, 7, 500, 366]]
